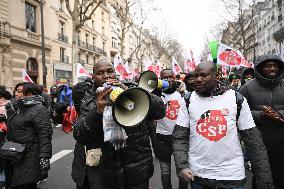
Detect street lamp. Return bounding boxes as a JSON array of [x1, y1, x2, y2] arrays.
[[40, 0, 47, 87]]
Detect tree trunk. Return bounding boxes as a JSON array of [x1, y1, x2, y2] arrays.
[[120, 28, 126, 61], [72, 23, 79, 85]]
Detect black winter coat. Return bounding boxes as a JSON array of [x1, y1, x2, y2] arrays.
[[239, 54, 284, 146], [71, 87, 102, 187], [73, 91, 165, 188], [5, 96, 52, 187]]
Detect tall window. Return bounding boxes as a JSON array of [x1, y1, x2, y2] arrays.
[[78, 53, 81, 61], [86, 55, 89, 64], [102, 26, 105, 35], [103, 41, 105, 51], [26, 58, 38, 71], [102, 11, 105, 21], [93, 37, 96, 46], [25, 2, 36, 32], [85, 34, 88, 44], [92, 20, 95, 29], [59, 21, 64, 35], [60, 47, 65, 62]]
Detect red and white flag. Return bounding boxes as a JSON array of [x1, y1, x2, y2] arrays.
[[148, 64, 161, 77], [77, 63, 92, 78], [221, 64, 228, 78], [184, 60, 189, 73], [172, 57, 182, 75], [113, 53, 133, 80], [144, 59, 161, 77], [184, 59, 196, 73], [22, 70, 34, 83], [217, 43, 252, 68]]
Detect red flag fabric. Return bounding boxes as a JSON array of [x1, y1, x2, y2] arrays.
[[22, 70, 34, 83], [221, 65, 228, 78], [218, 43, 253, 68], [148, 64, 161, 77], [184, 59, 196, 73], [115, 64, 133, 80], [77, 63, 92, 78], [172, 57, 182, 75]]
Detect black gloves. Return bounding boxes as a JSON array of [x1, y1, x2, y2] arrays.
[[39, 158, 50, 181]]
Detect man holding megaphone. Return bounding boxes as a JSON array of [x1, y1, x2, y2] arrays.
[[73, 59, 166, 189]]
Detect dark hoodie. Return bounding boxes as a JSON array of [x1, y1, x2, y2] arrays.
[[239, 54, 284, 146], [239, 54, 284, 189], [240, 67, 255, 86]]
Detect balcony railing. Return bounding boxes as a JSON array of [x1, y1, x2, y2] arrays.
[[273, 28, 284, 41], [27, 31, 40, 40], [60, 55, 69, 64], [79, 40, 87, 48], [0, 21, 10, 36], [58, 33, 68, 43], [78, 40, 105, 55], [96, 47, 103, 54], [0, 21, 11, 45]]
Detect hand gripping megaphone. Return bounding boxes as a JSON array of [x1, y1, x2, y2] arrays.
[[138, 71, 169, 92], [112, 87, 151, 127]]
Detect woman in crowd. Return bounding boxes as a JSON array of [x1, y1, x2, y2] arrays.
[[4, 82, 52, 189]]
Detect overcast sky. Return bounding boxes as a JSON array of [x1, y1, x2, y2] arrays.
[[144, 0, 227, 60]]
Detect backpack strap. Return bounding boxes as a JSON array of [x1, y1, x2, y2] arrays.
[[235, 91, 244, 122], [184, 92, 192, 113]]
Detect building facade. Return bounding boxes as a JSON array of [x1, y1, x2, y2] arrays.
[[220, 0, 284, 62], [0, 0, 164, 90]]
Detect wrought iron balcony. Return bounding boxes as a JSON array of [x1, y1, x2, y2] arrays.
[[96, 47, 103, 54], [273, 28, 284, 42], [0, 21, 11, 45], [58, 33, 68, 43]]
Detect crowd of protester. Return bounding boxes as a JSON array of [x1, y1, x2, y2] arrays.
[[0, 53, 283, 189]]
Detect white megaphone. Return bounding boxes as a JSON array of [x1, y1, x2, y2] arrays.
[[112, 87, 151, 127], [138, 71, 169, 92]]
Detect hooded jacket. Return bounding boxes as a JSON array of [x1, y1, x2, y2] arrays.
[[59, 84, 73, 106], [239, 54, 284, 146], [240, 67, 255, 86], [5, 96, 52, 187]]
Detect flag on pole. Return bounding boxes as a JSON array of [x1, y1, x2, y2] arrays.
[[144, 59, 161, 77], [184, 60, 189, 73], [113, 53, 133, 80], [217, 43, 252, 68], [172, 57, 182, 75], [208, 41, 219, 63], [190, 49, 195, 61], [221, 64, 228, 78], [77, 63, 92, 78], [184, 59, 196, 73], [22, 70, 34, 83], [148, 64, 161, 77]]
